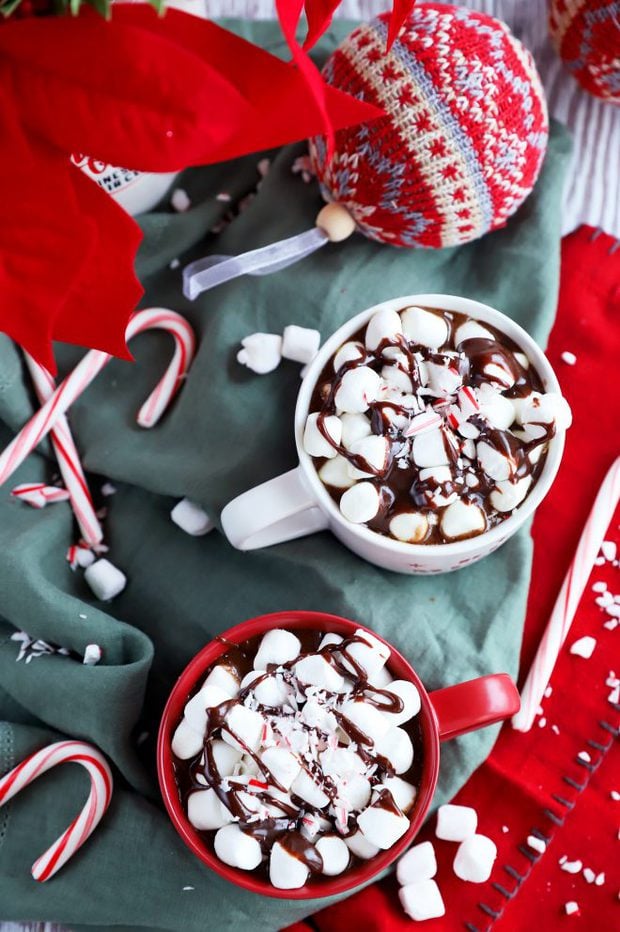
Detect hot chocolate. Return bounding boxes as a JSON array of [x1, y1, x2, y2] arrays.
[[304, 305, 571, 544], [172, 627, 423, 889]]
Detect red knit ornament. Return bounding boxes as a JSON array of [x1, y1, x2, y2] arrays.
[[309, 4, 549, 249], [549, 0, 620, 103]]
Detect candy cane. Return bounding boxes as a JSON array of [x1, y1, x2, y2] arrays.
[[512, 456, 620, 732], [0, 309, 195, 489], [0, 740, 113, 881], [23, 355, 103, 546]]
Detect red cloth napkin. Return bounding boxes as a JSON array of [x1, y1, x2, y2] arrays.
[[289, 225, 620, 931]]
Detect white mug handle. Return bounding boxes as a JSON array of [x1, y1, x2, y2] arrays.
[[220, 466, 329, 550]]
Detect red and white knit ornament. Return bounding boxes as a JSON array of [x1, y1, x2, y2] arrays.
[[549, 0, 620, 103], [310, 4, 549, 249]]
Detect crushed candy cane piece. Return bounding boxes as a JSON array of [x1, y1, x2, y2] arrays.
[[610, 791, 620, 801], [404, 411, 442, 438], [101, 482, 117, 497], [583, 867, 595, 883], [171, 188, 191, 212], [577, 751, 591, 763], [561, 351, 577, 365], [595, 872, 605, 886], [564, 901, 579, 915], [83, 644, 102, 666], [560, 859, 582, 873], [569, 636, 596, 658], [592, 581, 607, 593], [11, 483, 70, 508]]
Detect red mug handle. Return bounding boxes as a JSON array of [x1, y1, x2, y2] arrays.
[[429, 674, 520, 742]]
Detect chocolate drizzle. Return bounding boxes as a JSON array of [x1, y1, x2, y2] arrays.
[[310, 308, 549, 544], [173, 629, 424, 882]]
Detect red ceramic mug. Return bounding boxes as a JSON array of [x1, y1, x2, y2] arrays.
[[157, 611, 520, 899]]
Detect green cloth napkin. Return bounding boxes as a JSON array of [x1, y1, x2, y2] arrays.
[[0, 19, 571, 931]]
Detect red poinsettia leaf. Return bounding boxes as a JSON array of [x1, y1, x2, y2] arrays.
[[0, 87, 94, 372], [275, 0, 333, 153], [303, 0, 342, 49], [0, 7, 253, 173], [112, 6, 382, 165], [387, 0, 416, 49], [0, 6, 380, 174], [51, 164, 143, 361]]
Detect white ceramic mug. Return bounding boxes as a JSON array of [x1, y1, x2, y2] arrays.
[[221, 294, 566, 574]]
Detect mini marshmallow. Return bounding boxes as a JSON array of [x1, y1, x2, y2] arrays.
[[340, 412, 372, 449], [340, 698, 391, 744], [401, 307, 448, 349], [342, 629, 390, 678], [290, 768, 330, 809], [300, 698, 338, 734], [319, 632, 343, 650], [347, 435, 391, 479], [426, 360, 462, 397], [334, 366, 382, 413], [316, 835, 350, 876], [368, 664, 394, 688], [381, 776, 417, 813], [453, 833, 497, 882], [336, 772, 371, 810], [345, 830, 380, 859], [389, 512, 428, 543], [399, 879, 446, 922], [187, 788, 233, 830], [334, 341, 365, 372], [172, 719, 203, 759], [397, 841, 437, 885], [455, 320, 494, 344], [214, 824, 262, 871], [211, 739, 243, 777], [320, 747, 365, 779], [381, 363, 413, 394], [319, 455, 356, 489], [260, 747, 302, 790], [254, 629, 302, 670], [379, 680, 421, 726], [490, 476, 532, 513], [365, 308, 403, 352], [517, 391, 572, 430], [303, 413, 342, 458], [237, 333, 282, 374], [412, 429, 450, 468], [374, 727, 414, 774], [294, 654, 345, 692], [270, 840, 311, 889], [203, 664, 239, 698], [339, 482, 380, 524], [282, 325, 321, 365], [253, 672, 292, 707], [357, 795, 410, 849], [222, 704, 264, 753], [84, 559, 126, 601], [514, 352, 530, 369], [184, 684, 230, 733], [440, 500, 485, 540], [476, 441, 513, 481], [477, 385, 516, 431], [170, 498, 214, 536], [436, 804, 478, 842]]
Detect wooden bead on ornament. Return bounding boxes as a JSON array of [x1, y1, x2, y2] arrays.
[[309, 3, 549, 249], [316, 203, 357, 241]]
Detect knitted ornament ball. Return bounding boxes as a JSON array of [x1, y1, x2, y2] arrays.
[[309, 4, 549, 249], [549, 0, 620, 103]]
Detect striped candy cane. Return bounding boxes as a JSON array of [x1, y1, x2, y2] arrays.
[[512, 456, 620, 732], [24, 355, 103, 546], [0, 740, 113, 881], [0, 309, 195, 490]]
